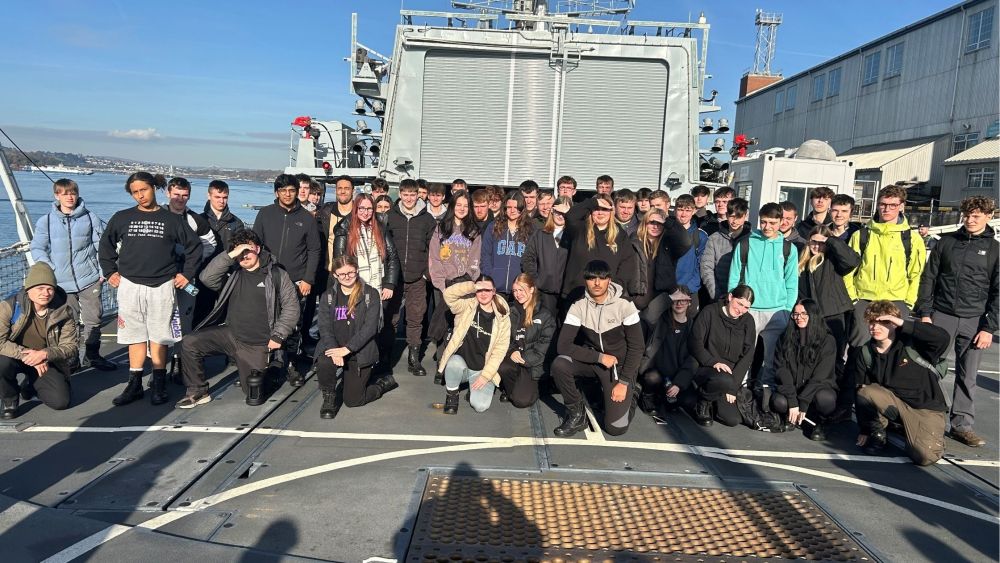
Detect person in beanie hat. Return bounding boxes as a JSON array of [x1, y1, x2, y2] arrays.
[[0, 262, 79, 418]]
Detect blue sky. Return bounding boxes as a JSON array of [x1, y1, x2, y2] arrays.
[[0, 0, 956, 169]]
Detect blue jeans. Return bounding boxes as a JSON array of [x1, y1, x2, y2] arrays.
[[444, 354, 496, 412]]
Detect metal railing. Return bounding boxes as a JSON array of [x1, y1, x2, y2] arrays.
[[0, 242, 118, 314]]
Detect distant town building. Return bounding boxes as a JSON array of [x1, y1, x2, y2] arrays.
[[734, 0, 998, 215]]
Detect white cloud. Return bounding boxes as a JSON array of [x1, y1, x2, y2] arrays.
[[108, 128, 162, 141]]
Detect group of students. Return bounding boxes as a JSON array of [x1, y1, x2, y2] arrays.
[[1, 171, 996, 467]]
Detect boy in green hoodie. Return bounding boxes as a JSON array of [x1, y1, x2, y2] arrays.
[[728, 203, 799, 393]]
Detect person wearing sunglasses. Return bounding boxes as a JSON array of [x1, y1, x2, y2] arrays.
[[797, 225, 860, 420], [551, 260, 644, 437], [437, 276, 511, 415], [315, 255, 396, 420]]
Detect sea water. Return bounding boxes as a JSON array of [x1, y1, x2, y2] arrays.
[[0, 172, 276, 247]]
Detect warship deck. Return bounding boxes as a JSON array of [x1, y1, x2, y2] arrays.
[[0, 335, 996, 562]]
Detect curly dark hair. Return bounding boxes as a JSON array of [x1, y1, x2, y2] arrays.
[[228, 229, 261, 252]]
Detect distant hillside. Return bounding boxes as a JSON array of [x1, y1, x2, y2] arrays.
[[1, 148, 280, 183]]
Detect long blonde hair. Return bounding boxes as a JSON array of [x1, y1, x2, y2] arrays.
[[513, 273, 539, 328], [332, 255, 365, 317], [636, 208, 667, 260], [586, 193, 619, 253], [798, 225, 833, 274], [543, 196, 572, 234]]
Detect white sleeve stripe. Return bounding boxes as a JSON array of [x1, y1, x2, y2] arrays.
[[623, 312, 641, 326], [564, 314, 582, 327]]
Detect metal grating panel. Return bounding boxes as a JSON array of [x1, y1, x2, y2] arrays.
[[559, 58, 668, 189], [421, 50, 512, 184], [406, 476, 874, 562]]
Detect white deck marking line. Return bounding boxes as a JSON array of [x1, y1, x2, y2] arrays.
[[582, 406, 606, 443], [19, 425, 1000, 467], [40, 524, 131, 563], [45, 436, 999, 562]]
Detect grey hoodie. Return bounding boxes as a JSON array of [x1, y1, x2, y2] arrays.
[[700, 223, 751, 300]]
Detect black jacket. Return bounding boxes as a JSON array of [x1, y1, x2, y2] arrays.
[[559, 197, 638, 298], [197, 251, 300, 344], [856, 320, 949, 412], [385, 200, 437, 283], [798, 236, 860, 318], [640, 317, 694, 389], [652, 217, 695, 293], [251, 201, 321, 285], [317, 282, 382, 367], [774, 329, 837, 412], [688, 302, 756, 394], [796, 212, 834, 240], [333, 214, 401, 290], [916, 225, 999, 333], [201, 201, 245, 257], [507, 302, 556, 381], [522, 228, 568, 295]]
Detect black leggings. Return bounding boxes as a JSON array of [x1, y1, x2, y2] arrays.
[[316, 356, 378, 408], [692, 366, 741, 427], [771, 388, 837, 418], [497, 357, 539, 408]]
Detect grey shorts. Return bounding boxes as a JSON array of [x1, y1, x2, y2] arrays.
[[116, 277, 182, 345]]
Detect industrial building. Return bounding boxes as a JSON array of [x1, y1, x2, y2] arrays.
[[734, 0, 998, 216]]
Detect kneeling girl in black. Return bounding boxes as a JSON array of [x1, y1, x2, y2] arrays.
[[771, 298, 837, 440], [316, 256, 397, 420], [637, 285, 694, 414], [497, 273, 555, 408], [689, 285, 757, 427]]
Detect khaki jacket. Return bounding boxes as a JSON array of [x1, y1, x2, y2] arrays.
[[0, 289, 79, 378], [436, 281, 510, 385]]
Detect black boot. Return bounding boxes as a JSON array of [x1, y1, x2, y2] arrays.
[[434, 371, 445, 385], [407, 345, 426, 376], [82, 338, 117, 371], [1, 397, 18, 420], [167, 355, 183, 385], [443, 389, 460, 415], [864, 420, 887, 455], [150, 370, 168, 405], [554, 402, 588, 437], [287, 362, 304, 388], [639, 392, 659, 414], [112, 372, 144, 406], [375, 374, 399, 397], [319, 389, 341, 419], [809, 422, 826, 441], [695, 400, 714, 427]]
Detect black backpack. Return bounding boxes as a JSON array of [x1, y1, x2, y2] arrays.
[[857, 226, 914, 269], [737, 237, 793, 286]]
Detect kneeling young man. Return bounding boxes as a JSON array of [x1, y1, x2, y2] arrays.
[[0, 263, 78, 418], [175, 231, 300, 408], [855, 300, 950, 465], [552, 260, 643, 437]]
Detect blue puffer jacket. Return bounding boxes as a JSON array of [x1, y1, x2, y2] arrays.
[[30, 201, 104, 293]]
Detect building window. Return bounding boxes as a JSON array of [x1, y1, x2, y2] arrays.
[[785, 84, 797, 110], [827, 68, 842, 97], [967, 6, 995, 52], [968, 167, 996, 189], [774, 90, 784, 114], [862, 52, 881, 86], [811, 74, 825, 102], [954, 132, 980, 154], [885, 43, 904, 78]]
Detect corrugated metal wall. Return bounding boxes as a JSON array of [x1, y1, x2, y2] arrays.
[[559, 58, 669, 189], [418, 50, 669, 188], [420, 51, 514, 184]]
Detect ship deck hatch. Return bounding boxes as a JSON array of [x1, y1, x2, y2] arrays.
[[406, 475, 874, 562]]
